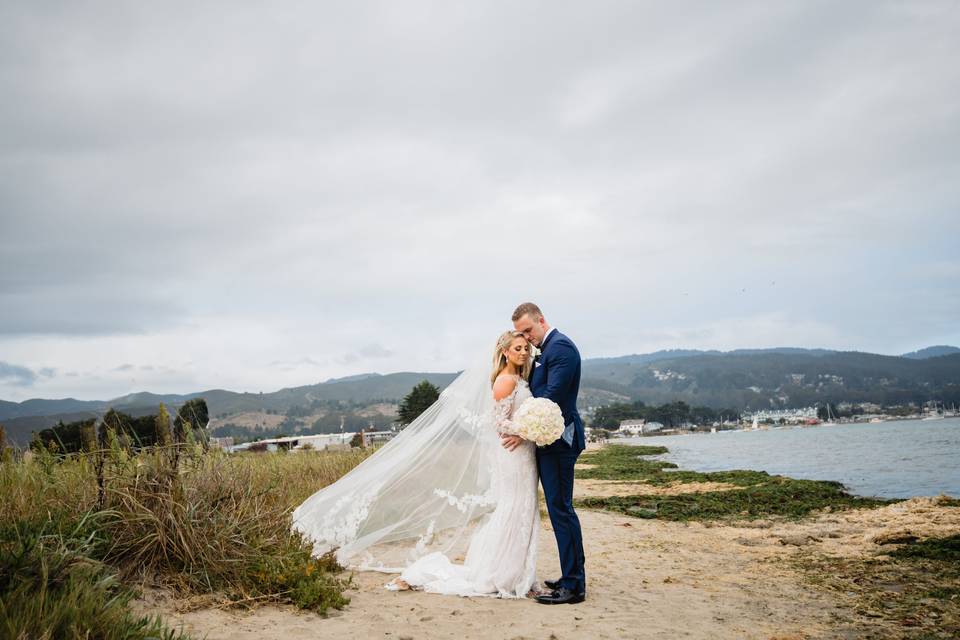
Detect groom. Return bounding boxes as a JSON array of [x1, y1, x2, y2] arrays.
[[502, 302, 586, 605]]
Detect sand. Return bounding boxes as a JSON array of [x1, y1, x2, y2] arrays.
[[136, 458, 960, 640]]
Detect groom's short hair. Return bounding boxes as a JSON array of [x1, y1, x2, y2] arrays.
[[512, 302, 543, 322]]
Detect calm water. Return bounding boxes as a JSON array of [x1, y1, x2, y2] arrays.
[[623, 417, 960, 499]]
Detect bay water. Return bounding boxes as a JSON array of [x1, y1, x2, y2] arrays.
[[623, 417, 960, 498]]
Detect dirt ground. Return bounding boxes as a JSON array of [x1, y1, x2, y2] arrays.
[[136, 487, 959, 639]]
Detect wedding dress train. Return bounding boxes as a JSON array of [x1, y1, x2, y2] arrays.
[[388, 375, 540, 598]]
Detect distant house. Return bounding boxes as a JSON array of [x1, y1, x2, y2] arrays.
[[209, 436, 234, 449], [618, 419, 645, 436], [618, 419, 663, 436]]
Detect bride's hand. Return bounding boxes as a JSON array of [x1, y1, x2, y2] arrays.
[[500, 434, 524, 451]]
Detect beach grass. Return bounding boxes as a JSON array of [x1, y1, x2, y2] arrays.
[[575, 444, 895, 521], [0, 511, 189, 640], [0, 442, 374, 639]]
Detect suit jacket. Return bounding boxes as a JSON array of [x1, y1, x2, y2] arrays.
[[529, 329, 586, 452]]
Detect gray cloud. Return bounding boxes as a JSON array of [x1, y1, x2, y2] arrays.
[[336, 344, 394, 366], [358, 344, 394, 359], [0, 362, 38, 386], [267, 357, 325, 372], [0, 1, 958, 400]]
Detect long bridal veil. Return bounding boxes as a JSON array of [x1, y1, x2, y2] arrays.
[[291, 360, 500, 572]]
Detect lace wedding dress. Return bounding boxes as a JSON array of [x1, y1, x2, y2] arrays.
[[292, 361, 540, 598], [390, 375, 540, 598]]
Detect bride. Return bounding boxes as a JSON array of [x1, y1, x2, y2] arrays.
[[291, 330, 541, 599]]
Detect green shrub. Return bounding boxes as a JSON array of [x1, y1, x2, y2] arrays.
[[0, 512, 188, 640]]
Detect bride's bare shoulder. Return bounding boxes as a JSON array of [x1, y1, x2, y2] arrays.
[[493, 374, 518, 401]]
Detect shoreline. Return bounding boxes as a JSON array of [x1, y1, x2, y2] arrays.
[[614, 418, 960, 500], [135, 442, 960, 639]]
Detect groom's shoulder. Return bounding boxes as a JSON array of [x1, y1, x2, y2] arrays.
[[550, 332, 581, 356]]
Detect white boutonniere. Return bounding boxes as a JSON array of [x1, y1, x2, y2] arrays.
[[529, 345, 541, 360]]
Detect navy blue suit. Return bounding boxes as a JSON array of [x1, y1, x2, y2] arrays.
[[529, 329, 586, 594]]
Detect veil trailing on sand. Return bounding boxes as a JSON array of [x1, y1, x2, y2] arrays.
[[291, 359, 501, 573]]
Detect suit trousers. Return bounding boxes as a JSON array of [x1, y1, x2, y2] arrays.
[[536, 443, 586, 593]]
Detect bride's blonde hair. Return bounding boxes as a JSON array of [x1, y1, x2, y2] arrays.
[[491, 330, 533, 386]]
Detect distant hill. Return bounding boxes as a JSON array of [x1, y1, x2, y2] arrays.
[[901, 345, 960, 359], [2, 411, 102, 448], [0, 372, 463, 446], [581, 347, 838, 387], [583, 351, 960, 410], [322, 373, 383, 384], [1, 403, 162, 449], [0, 397, 110, 421], [3, 346, 959, 446]]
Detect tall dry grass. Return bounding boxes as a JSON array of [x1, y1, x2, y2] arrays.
[[0, 440, 374, 638]]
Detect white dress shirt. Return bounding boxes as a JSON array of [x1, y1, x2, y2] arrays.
[[537, 326, 574, 446], [540, 327, 556, 347]]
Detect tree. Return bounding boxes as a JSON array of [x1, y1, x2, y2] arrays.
[[175, 398, 210, 444], [32, 418, 97, 454], [80, 421, 98, 453], [398, 380, 440, 426], [591, 400, 646, 429], [155, 403, 173, 447], [0, 424, 11, 463]]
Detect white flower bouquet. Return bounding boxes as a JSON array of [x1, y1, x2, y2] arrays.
[[512, 397, 565, 446]]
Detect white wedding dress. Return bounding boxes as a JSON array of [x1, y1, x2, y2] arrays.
[[389, 375, 540, 598]]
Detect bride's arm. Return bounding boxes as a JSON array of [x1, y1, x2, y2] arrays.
[[492, 376, 519, 435], [493, 376, 527, 451]]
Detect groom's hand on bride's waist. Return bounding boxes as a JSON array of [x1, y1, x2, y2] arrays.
[[500, 434, 524, 451]]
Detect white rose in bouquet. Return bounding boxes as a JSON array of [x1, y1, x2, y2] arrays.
[[513, 397, 565, 447]]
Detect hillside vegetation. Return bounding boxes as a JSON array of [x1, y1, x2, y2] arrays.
[[3, 348, 959, 446]]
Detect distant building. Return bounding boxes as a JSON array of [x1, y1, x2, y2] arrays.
[[618, 419, 645, 436], [743, 407, 818, 425], [618, 419, 663, 436], [209, 436, 234, 449], [228, 430, 399, 453]]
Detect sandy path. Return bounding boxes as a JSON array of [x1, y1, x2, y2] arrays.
[[136, 436, 959, 640], [573, 478, 739, 497], [138, 510, 861, 639]]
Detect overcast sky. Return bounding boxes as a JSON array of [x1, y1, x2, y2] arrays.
[[1, 1, 958, 402]]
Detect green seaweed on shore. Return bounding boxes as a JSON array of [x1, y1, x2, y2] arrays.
[[578, 444, 790, 487], [575, 445, 675, 480], [577, 476, 892, 521], [889, 534, 960, 563], [795, 535, 960, 638], [576, 444, 896, 521]]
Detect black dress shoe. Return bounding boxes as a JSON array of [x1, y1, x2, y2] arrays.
[[535, 587, 585, 605], [543, 578, 561, 591]]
